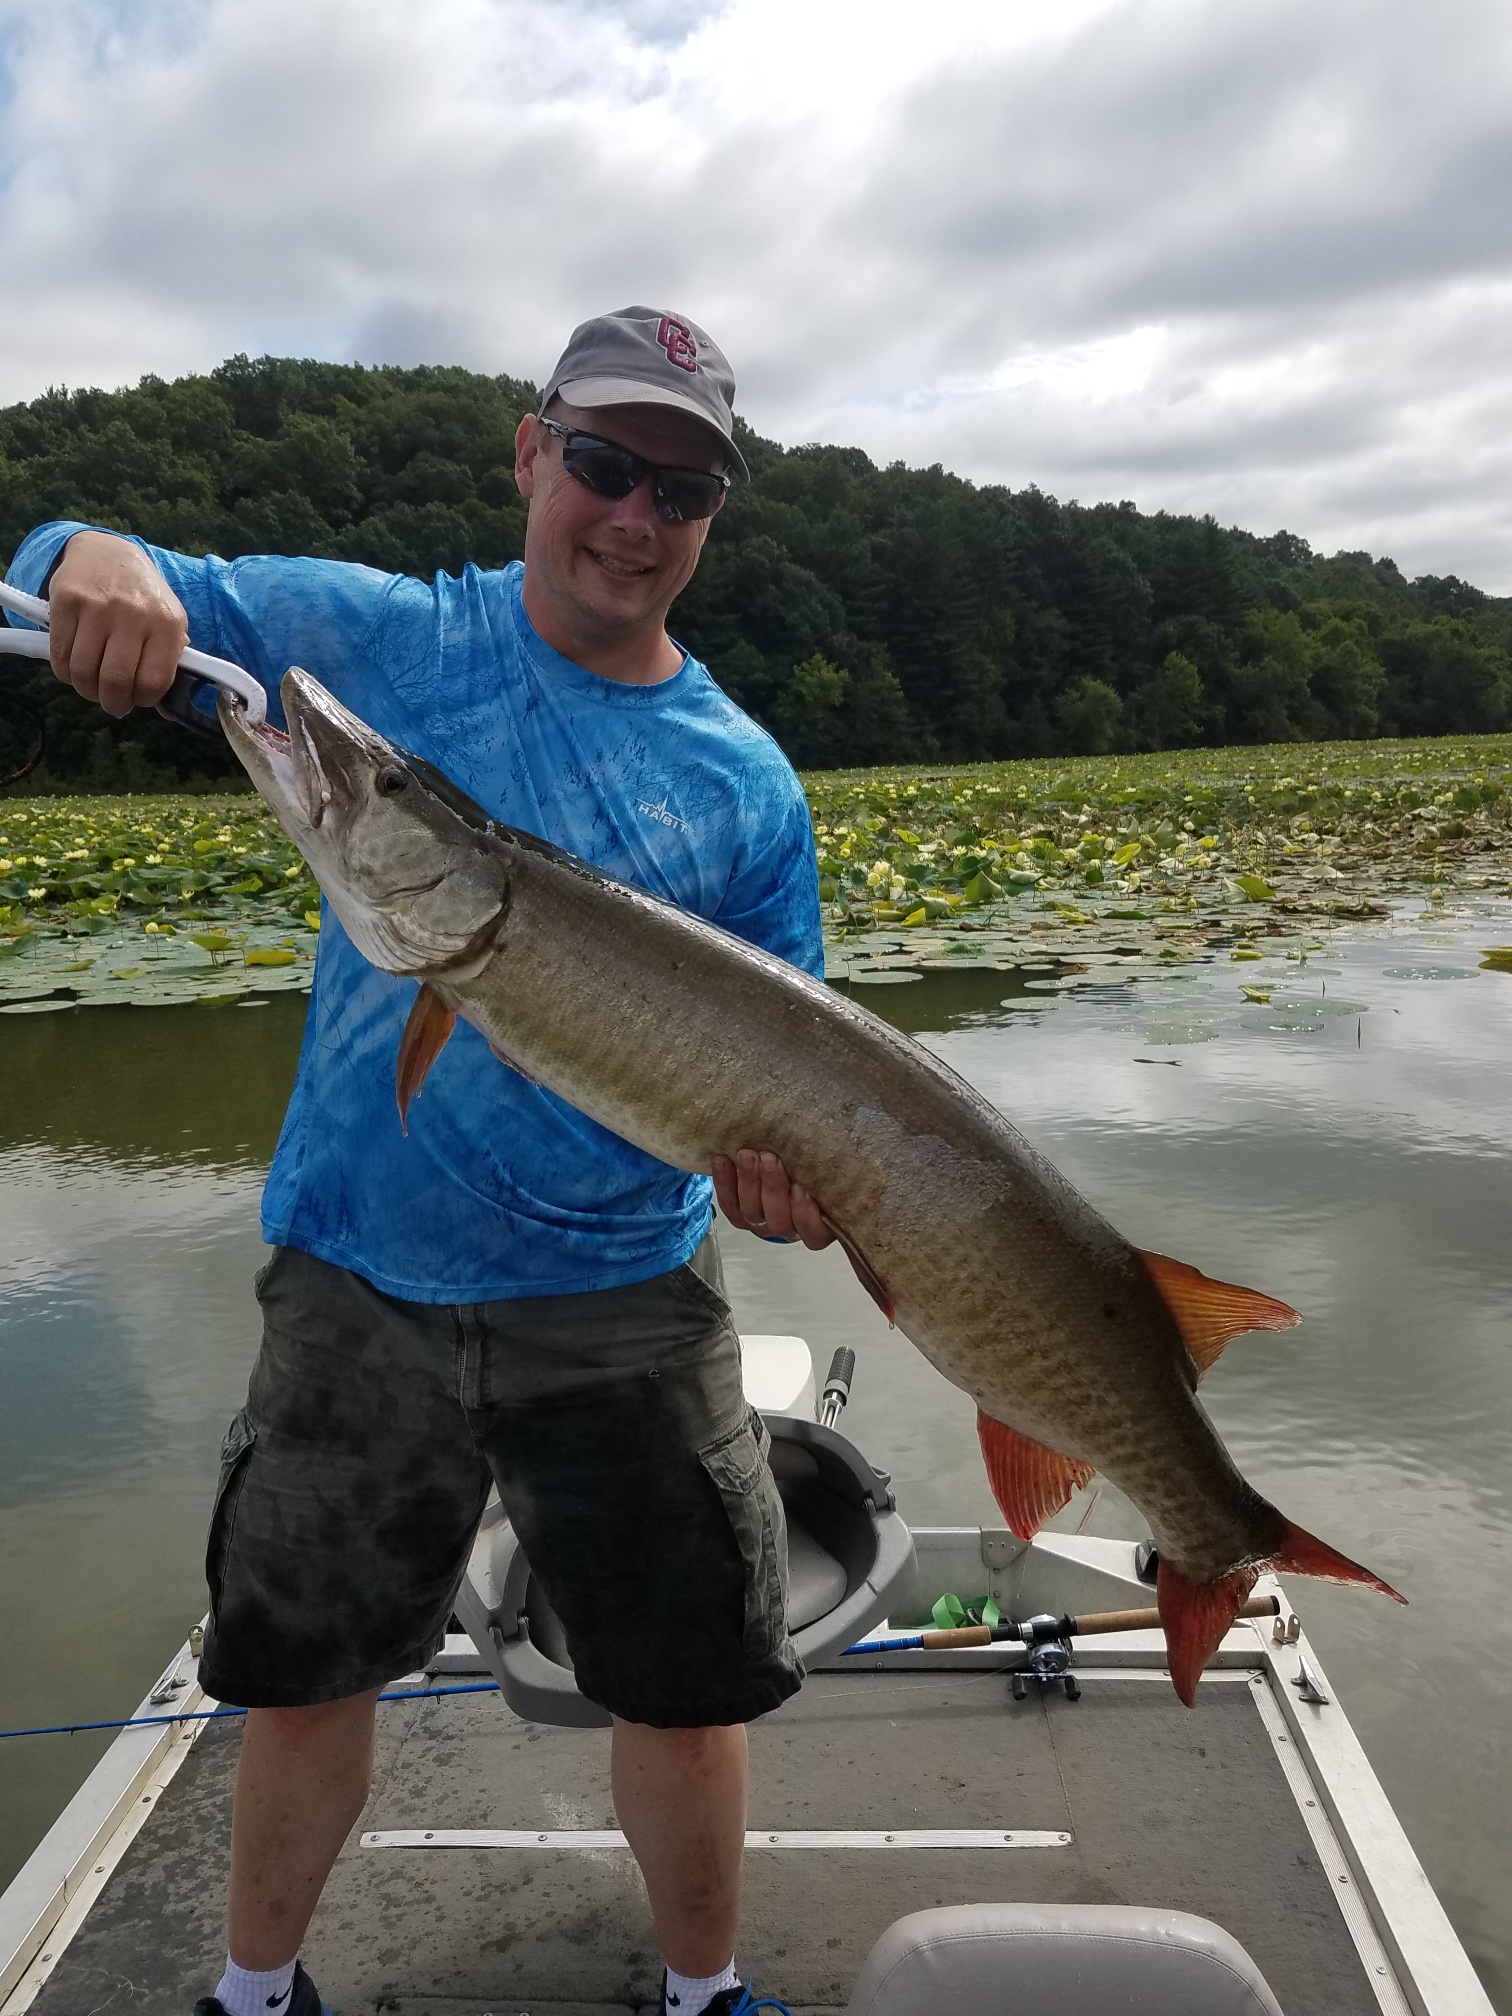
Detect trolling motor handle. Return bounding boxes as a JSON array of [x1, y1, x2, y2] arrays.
[[820, 1347, 856, 1427]]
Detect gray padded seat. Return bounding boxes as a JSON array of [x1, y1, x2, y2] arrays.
[[457, 1412, 914, 1727], [847, 1904, 1284, 2015]]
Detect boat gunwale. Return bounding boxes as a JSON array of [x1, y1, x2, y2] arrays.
[[0, 1641, 214, 2012]]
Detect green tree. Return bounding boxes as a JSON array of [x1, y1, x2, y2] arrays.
[[1055, 677, 1124, 755], [1303, 614, 1384, 739], [1129, 650, 1205, 748], [1379, 621, 1510, 735], [3, 354, 1510, 785]]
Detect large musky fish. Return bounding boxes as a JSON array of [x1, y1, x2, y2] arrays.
[[224, 668, 1402, 1703]]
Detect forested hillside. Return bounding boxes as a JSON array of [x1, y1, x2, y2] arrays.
[[2, 354, 1508, 789]]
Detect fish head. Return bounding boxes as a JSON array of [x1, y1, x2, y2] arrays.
[[219, 668, 510, 977]]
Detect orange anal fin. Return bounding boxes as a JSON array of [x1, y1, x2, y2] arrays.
[[1272, 1518, 1406, 1605], [976, 1411, 1094, 1542], [830, 1225, 894, 1325], [396, 983, 456, 1134], [1140, 1249, 1300, 1376], [1157, 1561, 1259, 1707], [487, 1039, 541, 1087]]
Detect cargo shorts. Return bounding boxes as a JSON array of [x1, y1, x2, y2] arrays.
[[198, 1233, 803, 1727]]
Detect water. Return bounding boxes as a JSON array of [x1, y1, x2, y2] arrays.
[[2, 916, 1509, 2008]]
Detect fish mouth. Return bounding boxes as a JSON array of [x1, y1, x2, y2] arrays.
[[295, 717, 334, 829], [217, 694, 302, 811], [280, 665, 396, 830]]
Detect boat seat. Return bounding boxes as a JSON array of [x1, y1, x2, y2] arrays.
[[847, 1904, 1285, 2015], [454, 1412, 915, 1728]]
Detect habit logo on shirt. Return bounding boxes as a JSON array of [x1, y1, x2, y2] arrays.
[[638, 794, 693, 837]]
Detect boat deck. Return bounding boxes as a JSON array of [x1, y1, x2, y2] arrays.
[[20, 1664, 1381, 2016]]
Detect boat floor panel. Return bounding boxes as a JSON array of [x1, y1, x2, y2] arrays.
[[27, 1672, 1377, 2016]]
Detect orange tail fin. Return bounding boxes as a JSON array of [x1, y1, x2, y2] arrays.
[[1272, 1518, 1406, 1603], [1157, 1520, 1404, 1707], [1156, 1562, 1260, 1707]]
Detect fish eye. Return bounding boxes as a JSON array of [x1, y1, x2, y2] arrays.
[[376, 765, 409, 797]]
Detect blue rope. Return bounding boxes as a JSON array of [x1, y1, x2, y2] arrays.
[[0, 1680, 501, 1741]]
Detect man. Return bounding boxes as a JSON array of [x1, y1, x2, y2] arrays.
[[8, 307, 834, 2016]]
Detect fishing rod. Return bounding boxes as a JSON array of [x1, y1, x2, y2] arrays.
[[844, 1592, 1280, 1656], [0, 1597, 1285, 1738], [0, 578, 267, 725], [0, 1680, 502, 1742]]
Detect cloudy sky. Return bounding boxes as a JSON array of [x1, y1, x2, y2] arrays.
[[2, 0, 1510, 587]]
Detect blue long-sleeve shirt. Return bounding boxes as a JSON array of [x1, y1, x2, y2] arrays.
[[8, 526, 823, 1301]]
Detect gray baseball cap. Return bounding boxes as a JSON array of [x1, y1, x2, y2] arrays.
[[539, 305, 749, 480]]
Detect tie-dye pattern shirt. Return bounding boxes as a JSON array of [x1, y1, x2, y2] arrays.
[[8, 527, 824, 1300]]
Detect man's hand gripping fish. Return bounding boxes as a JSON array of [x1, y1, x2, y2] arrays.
[[224, 669, 1404, 1704]]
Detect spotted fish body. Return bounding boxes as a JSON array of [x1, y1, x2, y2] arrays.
[[224, 667, 1402, 1702]]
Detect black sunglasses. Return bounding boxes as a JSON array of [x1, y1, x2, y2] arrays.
[[537, 416, 731, 522]]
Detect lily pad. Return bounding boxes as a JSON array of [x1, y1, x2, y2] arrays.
[[1383, 966, 1475, 981], [846, 970, 923, 985], [1142, 1021, 1222, 1044], [1243, 1006, 1325, 1031]]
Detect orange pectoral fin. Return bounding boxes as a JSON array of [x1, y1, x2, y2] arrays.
[[1139, 1249, 1300, 1375], [976, 1411, 1095, 1542], [395, 982, 456, 1134]]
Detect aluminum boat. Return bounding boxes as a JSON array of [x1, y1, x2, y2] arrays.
[[0, 1335, 1489, 2016]]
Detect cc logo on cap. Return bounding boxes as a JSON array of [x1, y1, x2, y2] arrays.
[[657, 316, 699, 373]]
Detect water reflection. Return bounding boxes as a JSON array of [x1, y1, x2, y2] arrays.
[[0, 1000, 303, 1895], [2, 998, 304, 1167], [1, 929, 1509, 2006]]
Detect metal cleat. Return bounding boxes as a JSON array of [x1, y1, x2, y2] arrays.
[[1291, 1652, 1330, 1706]]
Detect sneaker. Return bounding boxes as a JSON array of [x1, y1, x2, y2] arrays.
[[660, 1978, 791, 2016], [193, 1960, 332, 2016]]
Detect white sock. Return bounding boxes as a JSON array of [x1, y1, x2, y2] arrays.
[[664, 1959, 739, 2012], [213, 1955, 299, 2016]]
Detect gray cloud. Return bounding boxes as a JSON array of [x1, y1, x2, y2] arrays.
[[1, 0, 1509, 585]]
